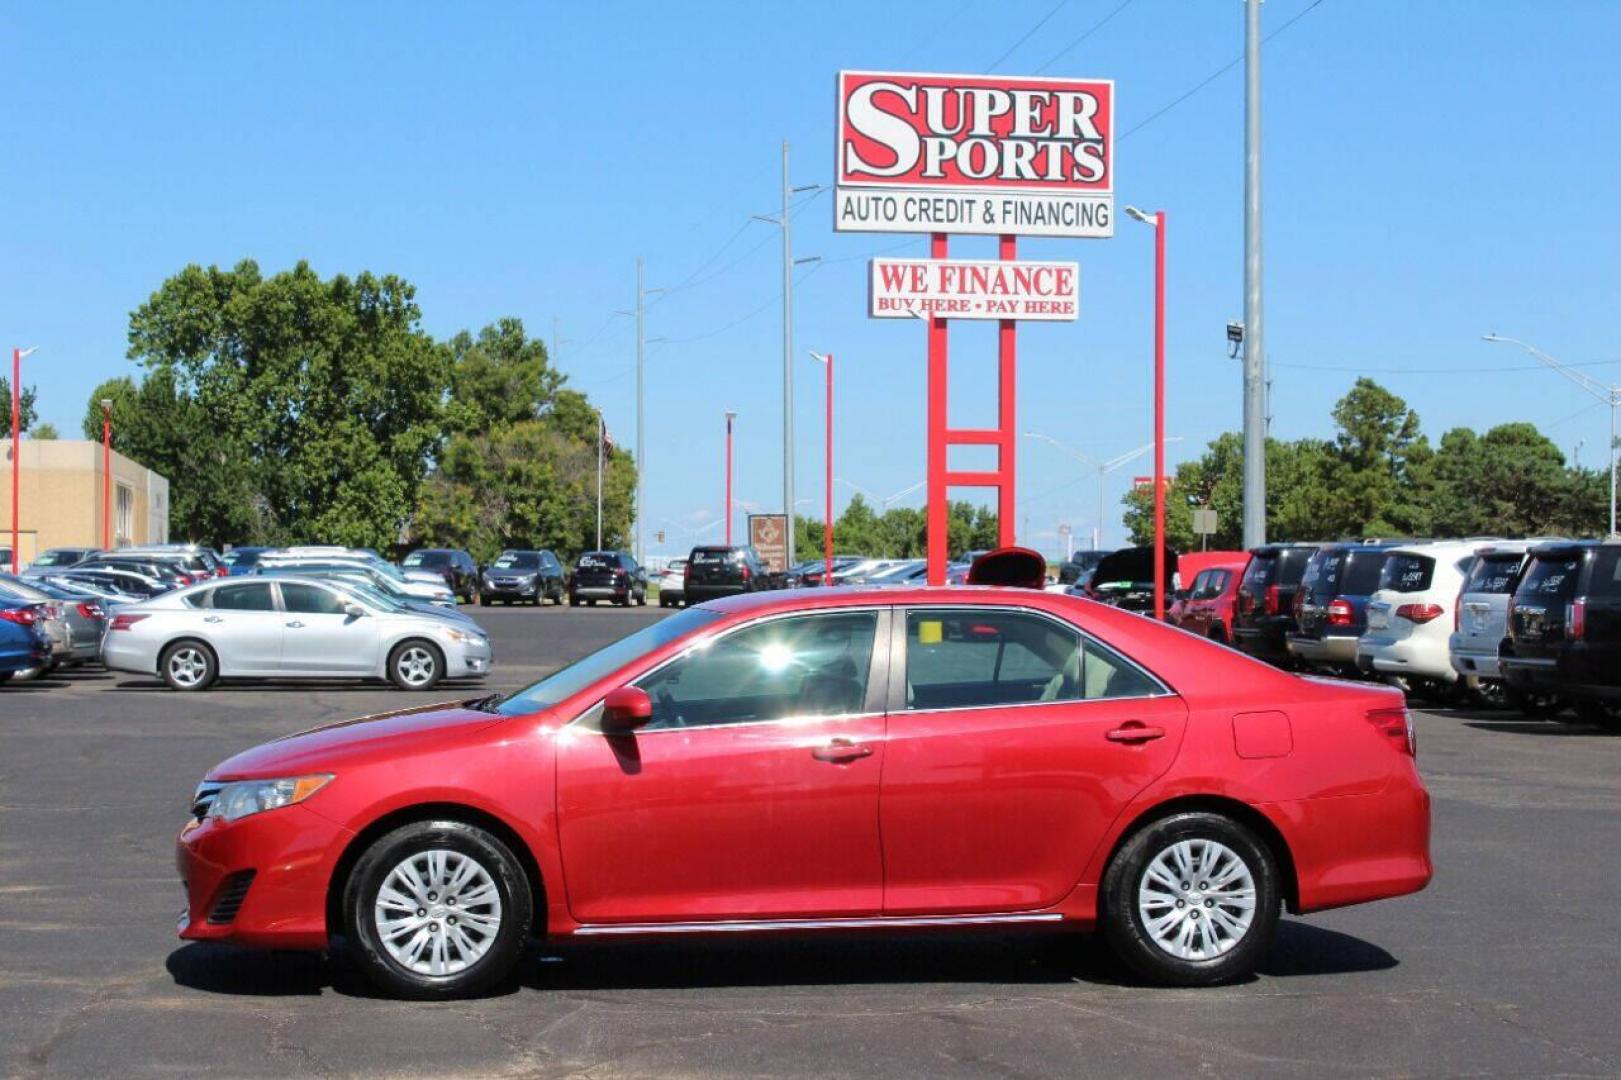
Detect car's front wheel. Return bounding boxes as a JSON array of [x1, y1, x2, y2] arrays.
[[1101, 812, 1280, 986], [1574, 698, 1621, 733], [387, 640, 444, 691], [343, 819, 532, 999]]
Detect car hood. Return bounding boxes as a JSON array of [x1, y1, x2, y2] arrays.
[[207, 700, 508, 780], [1093, 545, 1179, 588]]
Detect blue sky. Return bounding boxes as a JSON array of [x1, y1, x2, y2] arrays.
[[2, 1, 1617, 557]]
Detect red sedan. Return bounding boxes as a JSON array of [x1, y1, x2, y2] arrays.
[[176, 586, 1431, 998]]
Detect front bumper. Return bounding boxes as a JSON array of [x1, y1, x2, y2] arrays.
[[444, 638, 493, 678], [483, 578, 540, 598], [1286, 632, 1359, 666], [176, 803, 353, 949]]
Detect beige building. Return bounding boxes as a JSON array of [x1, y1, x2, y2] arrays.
[[0, 439, 170, 562]]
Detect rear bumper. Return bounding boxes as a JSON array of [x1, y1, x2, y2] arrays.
[[1269, 771, 1432, 914], [572, 584, 629, 600], [1286, 633, 1358, 665], [1501, 656, 1621, 702], [176, 803, 351, 949], [100, 634, 157, 675], [1356, 635, 1456, 682], [686, 584, 747, 604], [1450, 645, 1502, 680], [1233, 620, 1292, 663]]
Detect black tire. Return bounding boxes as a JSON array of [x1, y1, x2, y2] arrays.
[[1101, 811, 1281, 987], [342, 819, 533, 1000], [1466, 677, 1508, 710], [1574, 698, 1621, 733], [587, 599, 597, 607], [0, 670, 12, 684], [659, 595, 671, 608], [478, 594, 490, 607], [1207, 625, 1228, 645], [159, 639, 218, 691], [387, 639, 445, 691], [1505, 686, 1563, 720], [568, 595, 578, 607]]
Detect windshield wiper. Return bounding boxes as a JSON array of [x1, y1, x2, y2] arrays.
[[465, 691, 507, 713]]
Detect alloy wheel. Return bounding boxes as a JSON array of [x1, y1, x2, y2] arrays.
[[167, 647, 210, 688], [396, 646, 437, 688], [1137, 839, 1257, 961], [373, 849, 503, 977]]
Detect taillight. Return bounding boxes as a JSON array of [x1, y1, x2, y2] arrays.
[[215, 567, 228, 578], [1264, 585, 1281, 615], [1292, 590, 1305, 617], [1453, 591, 1464, 632], [77, 602, 105, 620], [1366, 706, 1417, 757], [1568, 597, 1587, 640], [1395, 602, 1445, 624], [740, 564, 752, 582], [0, 606, 39, 625], [109, 613, 149, 631], [1327, 598, 1354, 626], [1239, 591, 1254, 614]]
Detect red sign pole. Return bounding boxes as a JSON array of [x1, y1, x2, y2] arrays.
[[997, 234, 1018, 548], [925, 233, 950, 585]]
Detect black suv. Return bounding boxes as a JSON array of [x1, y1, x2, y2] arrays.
[[479, 549, 565, 606], [403, 548, 480, 603], [1232, 543, 1320, 666], [684, 546, 771, 605], [1500, 541, 1621, 731], [1286, 542, 1397, 672], [1057, 549, 1113, 587], [568, 550, 647, 607]]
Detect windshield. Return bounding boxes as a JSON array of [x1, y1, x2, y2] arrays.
[[403, 551, 449, 567], [493, 553, 539, 569], [497, 607, 720, 715], [33, 551, 81, 567]]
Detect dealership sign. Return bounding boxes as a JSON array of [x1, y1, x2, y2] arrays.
[[835, 70, 1114, 238], [870, 257, 1078, 321]]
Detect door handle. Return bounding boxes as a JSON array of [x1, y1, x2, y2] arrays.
[[1106, 723, 1166, 744], [811, 738, 874, 763], [203, 616, 223, 624], [285, 620, 305, 629]]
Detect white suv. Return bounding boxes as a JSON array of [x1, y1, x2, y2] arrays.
[[1357, 540, 1498, 702]]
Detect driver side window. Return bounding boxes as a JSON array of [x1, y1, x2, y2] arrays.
[[634, 611, 878, 730]]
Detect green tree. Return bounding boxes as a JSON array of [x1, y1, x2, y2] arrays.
[[29, 422, 58, 439], [0, 376, 38, 434], [123, 259, 449, 547], [443, 318, 562, 436], [1429, 423, 1590, 537]]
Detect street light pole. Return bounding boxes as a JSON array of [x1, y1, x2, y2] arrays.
[[809, 352, 834, 584], [724, 411, 736, 546], [101, 399, 114, 550], [11, 346, 38, 573], [1023, 432, 1183, 554], [595, 410, 605, 551], [1126, 206, 1169, 620], [1242, 0, 1267, 549], [1483, 334, 1621, 537]]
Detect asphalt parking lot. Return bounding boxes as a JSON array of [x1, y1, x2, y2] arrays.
[[2, 604, 1619, 1078]]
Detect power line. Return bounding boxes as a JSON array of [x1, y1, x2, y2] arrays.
[[986, 0, 1073, 72], [1273, 358, 1621, 375], [1119, 0, 1326, 143], [1036, 0, 1139, 73]]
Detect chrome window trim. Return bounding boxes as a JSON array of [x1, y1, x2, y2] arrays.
[[894, 603, 1174, 714], [567, 605, 893, 735]]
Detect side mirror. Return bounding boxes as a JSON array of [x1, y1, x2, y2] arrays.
[[602, 685, 653, 732], [345, 603, 367, 618]]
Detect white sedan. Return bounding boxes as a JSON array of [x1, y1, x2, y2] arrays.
[[101, 576, 492, 691]]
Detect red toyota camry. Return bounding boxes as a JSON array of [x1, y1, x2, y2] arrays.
[[176, 585, 1431, 998]]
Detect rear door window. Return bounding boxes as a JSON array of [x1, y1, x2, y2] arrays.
[[1586, 549, 1621, 598], [1464, 553, 1525, 595], [1300, 550, 1345, 598], [1341, 551, 1389, 596], [211, 582, 276, 611], [280, 583, 350, 615], [1381, 554, 1435, 593], [1241, 556, 1276, 592], [1516, 555, 1582, 601]]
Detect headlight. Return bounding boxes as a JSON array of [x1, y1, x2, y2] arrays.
[[210, 774, 332, 822], [441, 628, 487, 646]]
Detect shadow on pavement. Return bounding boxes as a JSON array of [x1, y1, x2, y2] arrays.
[[1461, 717, 1606, 737], [168, 920, 1396, 998], [109, 679, 487, 694]]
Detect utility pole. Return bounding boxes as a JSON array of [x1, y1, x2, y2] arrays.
[[779, 140, 797, 567], [595, 411, 604, 551], [617, 263, 663, 564], [1242, 0, 1267, 549]]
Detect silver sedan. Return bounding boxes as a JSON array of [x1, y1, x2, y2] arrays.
[[101, 576, 492, 691]]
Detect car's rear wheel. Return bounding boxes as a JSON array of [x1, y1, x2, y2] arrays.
[[387, 640, 444, 691], [1574, 699, 1621, 733], [160, 640, 217, 691], [343, 820, 532, 1000], [1101, 812, 1280, 986], [1466, 676, 1507, 709], [1505, 686, 1563, 720]]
